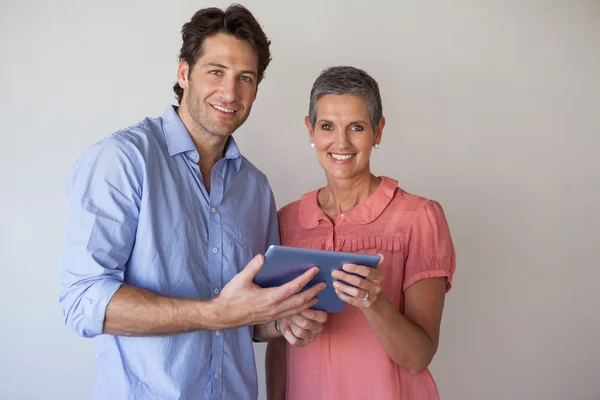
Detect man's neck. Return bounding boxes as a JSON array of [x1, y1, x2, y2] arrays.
[[193, 137, 227, 171], [176, 105, 229, 193]]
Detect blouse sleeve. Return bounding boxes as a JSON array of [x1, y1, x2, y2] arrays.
[[402, 199, 456, 292]]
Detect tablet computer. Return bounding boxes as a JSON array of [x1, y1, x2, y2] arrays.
[[253, 245, 381, 313]]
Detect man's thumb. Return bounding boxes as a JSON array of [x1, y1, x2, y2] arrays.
[[242, 253, 264, 279]]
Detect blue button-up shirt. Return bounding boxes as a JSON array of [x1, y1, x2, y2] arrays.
[[59, 106, 279, 400]]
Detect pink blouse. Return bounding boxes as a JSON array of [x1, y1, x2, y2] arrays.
[[278, 176, 456, 400]]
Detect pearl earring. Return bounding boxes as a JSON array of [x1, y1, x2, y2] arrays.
[[373, 143, 379, 149], [310, 143, 316, 148]]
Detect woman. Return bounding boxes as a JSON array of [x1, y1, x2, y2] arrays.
[[266, 66, 456, 399]]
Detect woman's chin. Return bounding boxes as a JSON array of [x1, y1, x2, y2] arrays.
[[324, 167, 370, 182]]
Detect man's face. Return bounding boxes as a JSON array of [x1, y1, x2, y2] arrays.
[[177, 33, 259, 138]]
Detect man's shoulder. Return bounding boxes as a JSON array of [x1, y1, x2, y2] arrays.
[[83, 115, 166, 166], [108, 116, 163, 154], [239, 156, 271, 188], [69, 115, 165, 179]]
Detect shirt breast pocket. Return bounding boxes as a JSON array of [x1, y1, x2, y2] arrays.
[[220, 196, 270, 280], [221, 220, 264, 281]]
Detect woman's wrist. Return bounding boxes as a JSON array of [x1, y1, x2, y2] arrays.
[[274, 319, 281, 334]]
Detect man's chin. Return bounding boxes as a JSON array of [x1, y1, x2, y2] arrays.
[[209, 128, 239, 139], [204, 121, 242, 138]]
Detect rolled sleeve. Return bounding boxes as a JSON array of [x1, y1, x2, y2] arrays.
[[59, 136, 141, 337]]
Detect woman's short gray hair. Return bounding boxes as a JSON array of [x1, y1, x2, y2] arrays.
[[308, 66, 383, 128]]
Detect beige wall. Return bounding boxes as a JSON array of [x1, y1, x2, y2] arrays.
[[1, 0, 598, 399]]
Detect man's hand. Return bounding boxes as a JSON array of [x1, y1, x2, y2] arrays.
[[214, 254, 326, 330], [279, 309, 328, 348]]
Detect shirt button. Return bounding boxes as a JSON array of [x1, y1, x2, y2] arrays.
[[212, 247, 218, 254], [214, 373, 220, 380], [341, 214, 345, 218], [190, 152, 197, 159], [215, 330, 221, 336], [213, 288, 219, 294], [211, 207, 217, 213]]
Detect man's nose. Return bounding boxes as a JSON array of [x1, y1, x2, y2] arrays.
[[218, 76, 238, 103]]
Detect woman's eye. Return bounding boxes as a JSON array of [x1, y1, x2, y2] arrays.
[[321, 124, 332, 131], [351, 125, 364, 131]]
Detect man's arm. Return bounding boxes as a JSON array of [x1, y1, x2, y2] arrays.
[[251, 186, 288, 342], [103, 285, 216, 336], [103, 255, 325, 336], [59, 137, 141, 337], [60, 139, 325, 337]]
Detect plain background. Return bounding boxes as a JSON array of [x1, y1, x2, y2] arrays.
[[1, 0, 599, 399]]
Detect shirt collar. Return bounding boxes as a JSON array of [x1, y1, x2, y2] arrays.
[[162, 105, 242, 171], [298, 176, 398, 229]]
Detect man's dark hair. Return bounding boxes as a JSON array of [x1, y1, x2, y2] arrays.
[[173, 4, 272, 104]]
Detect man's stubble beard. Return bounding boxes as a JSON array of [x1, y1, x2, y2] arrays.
[[185, 85, 250, 139]]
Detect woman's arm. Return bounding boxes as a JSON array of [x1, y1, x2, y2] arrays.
[[333, 262, 447, 374], [362, 277, 447, 373], [264, 308, 328, 399], [266, 338, 287, 400]]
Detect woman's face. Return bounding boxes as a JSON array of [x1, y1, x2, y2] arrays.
[[307, 94, 384, 182]]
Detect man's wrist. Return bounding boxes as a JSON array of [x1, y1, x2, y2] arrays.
[[196, 297, 227, 331]]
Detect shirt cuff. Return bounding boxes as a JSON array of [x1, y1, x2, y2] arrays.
[[80, 279, 124, 337]]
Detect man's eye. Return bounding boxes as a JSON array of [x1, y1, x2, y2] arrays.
[[321, 124, 332, 131], [209, 70, 223, 76], [239, 76, 253, 83], [351, 125, 364, 131]]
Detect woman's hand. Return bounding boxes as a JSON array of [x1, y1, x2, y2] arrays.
[[331, 256, 384, 309], [279, 309, 328, 347]]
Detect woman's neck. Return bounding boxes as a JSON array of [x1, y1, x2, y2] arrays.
[[318, 173, 381, 220]]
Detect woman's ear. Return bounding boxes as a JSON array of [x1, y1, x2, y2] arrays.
[[374, 116, 386, 146], [305, 116, 315, 143]]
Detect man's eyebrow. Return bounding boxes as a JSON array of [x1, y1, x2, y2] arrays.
[[201, 62, 257, 76], [240, 69, 257, 77], [202, 62, 228, 69]]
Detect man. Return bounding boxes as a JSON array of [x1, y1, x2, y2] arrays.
[[59, 5, 327, 399]]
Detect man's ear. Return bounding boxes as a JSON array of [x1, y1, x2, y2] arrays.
[[252, 84, 258, 102], [177, 60, 190, 90]]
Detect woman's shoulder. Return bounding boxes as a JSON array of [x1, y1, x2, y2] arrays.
[[377, 179, 449, 230], [386, 191, 451, 242], [277, 198, 302, 220], [277, 188, 319, 223], [388, 183, 444, 214]]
